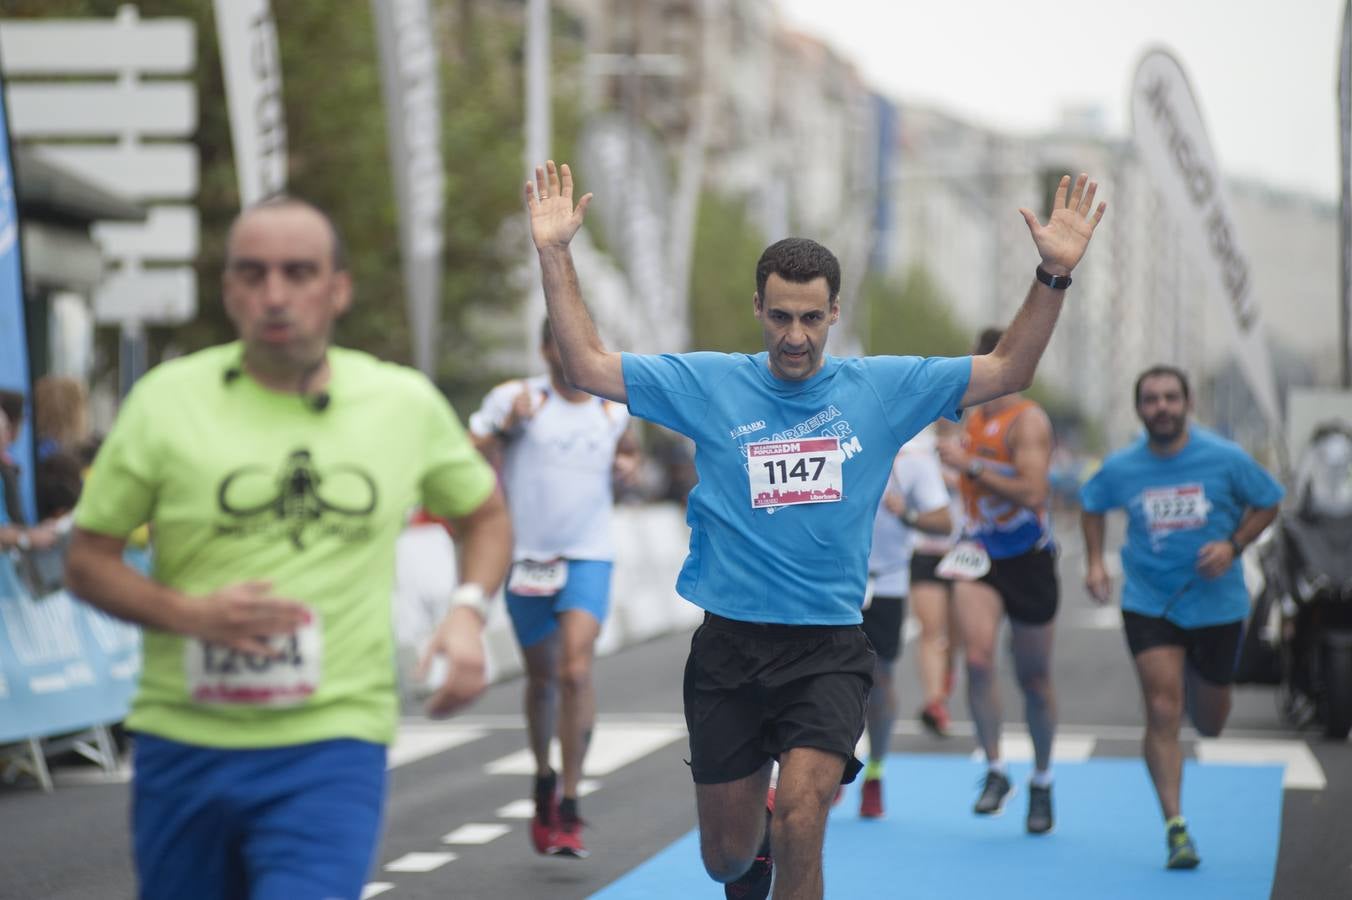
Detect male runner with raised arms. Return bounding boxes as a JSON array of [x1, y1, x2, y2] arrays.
[[525, 159, 1105, 900], [470, 317, 640, 859], [64, 197, 511, 900], [1081, 365, 1281, 869]]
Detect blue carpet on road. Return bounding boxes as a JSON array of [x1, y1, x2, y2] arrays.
[[589, 755, 1283, 899]]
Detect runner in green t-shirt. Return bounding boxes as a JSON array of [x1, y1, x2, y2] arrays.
[[65, 197, 511, 900]]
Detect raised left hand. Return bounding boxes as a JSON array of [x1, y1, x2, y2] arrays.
[[1019, 174, 1107, 275]]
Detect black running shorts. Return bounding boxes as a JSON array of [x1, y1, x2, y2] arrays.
[[976, 546, 1059, 625], [860, 593, 907, 663], [1122, 610, 1244, 686], [683, 612, 874, 786], [909, 552, 952, 586]]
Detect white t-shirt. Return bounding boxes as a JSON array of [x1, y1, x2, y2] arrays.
[[868, 438, 951, 597], [469, 375, 629, 561], [906, 426, 965, 556]]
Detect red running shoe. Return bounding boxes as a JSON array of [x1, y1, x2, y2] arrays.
[[859, 778, 884, 818], [920, 700, 951, 737], [530, 772, 558, 854], [549, 812, 590, 859]]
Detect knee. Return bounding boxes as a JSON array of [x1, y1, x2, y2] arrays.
[[559, 657, 593, 694], [965, 653, 996, 681], [701, 846, 756, 883], [1144, 692, 1183, 729], [1017, 669, 1052, 700], [526, 672, 555, 699]]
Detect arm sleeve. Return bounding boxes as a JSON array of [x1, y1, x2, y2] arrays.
[[871, 355, 973, 439], [418, 381, 499, 519], [622, 352, 729, 437], [1079, 465, 1115, 513], [73, 378, 162, 537], [1233, 452, 1285, 509]]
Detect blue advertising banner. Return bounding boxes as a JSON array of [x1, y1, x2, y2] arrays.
[[0, 63, 37, 525], [0, 555, 142, 745]]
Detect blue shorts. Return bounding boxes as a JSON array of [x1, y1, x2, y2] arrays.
[[132, 733, 387, 900], [505, 558, 613, 648]]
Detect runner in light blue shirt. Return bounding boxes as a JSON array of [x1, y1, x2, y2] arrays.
[[1080, 364, 1282, 870], [526, 158, 1107, 900]]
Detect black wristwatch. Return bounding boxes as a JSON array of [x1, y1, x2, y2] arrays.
[[1035, 265, 1072, 290], [902, 508, 920, 527], [1228, 536, 1244, 556]]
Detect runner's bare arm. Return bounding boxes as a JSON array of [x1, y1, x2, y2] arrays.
[[65, 528, 308, 655], [944, 407, 1053, 510], [1081, 511, 1112, 604], [961, 174, 1106, 408], [526, 161, 626, 403], [1195, 502, 1279, 579]]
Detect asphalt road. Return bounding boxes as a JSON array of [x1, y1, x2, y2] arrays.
[[2, 533, 1349, 899]]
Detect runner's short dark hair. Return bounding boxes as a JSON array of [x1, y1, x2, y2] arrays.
[[1134, 365, 1191, 405], [756, 238, 841, 302]]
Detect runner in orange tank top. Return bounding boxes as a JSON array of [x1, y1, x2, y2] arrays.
[[939, 327, 1060, 835]]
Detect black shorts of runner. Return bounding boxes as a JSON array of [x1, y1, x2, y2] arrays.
[[976, 546, 1059, 625], [910, 552, 952, 586], [860, 594, 907, 663], [1122, 610, 1244, 686], [683, 612, 874, 786]]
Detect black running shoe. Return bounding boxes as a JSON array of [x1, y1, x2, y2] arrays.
[[973, 770, 1013, 815], [1026, 783, 1053, 834]]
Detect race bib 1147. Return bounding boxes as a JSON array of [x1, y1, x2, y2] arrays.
[[747, 437, 844, 509]]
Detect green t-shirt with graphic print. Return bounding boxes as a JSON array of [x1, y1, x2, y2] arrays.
[[73, 343, 496, 748]]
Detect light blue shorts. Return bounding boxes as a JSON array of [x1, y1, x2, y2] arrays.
[[506, 559, 613, 648]]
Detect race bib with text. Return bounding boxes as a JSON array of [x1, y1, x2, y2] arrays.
[[747, 438, 844, 509], [508, 558, 569, 596], [1142, 484, 1209, 533], [936, 541, 992, 581], [185, 611, 322, 707]]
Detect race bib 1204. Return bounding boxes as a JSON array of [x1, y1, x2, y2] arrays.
[[747, 437, 844, 509], [184, 610, 322, 707], [1142, 484, 1209, 533]]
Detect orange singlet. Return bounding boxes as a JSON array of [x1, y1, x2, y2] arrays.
[[959, 399, 1052, 559]]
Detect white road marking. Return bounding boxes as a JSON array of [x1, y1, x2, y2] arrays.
[[361, 883, 395, 898], [1196, 737, 1328, 790], [442, 823, 511, 845], [387, 725, 487, 769], [383, 851, 457, 873], [485, 723, 685, 776], [965, 733, 1097, 763], [578, 778, 602, 796], [1073, 604, 1123, 630], [496, 799, 537, 819]]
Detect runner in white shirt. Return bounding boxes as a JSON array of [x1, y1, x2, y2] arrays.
[[470, 318, 640, 860], [906, 423, 966, 736], [857, 440, 952, 817]]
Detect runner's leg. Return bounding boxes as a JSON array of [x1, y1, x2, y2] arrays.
[[696, 760, 775, 882], [1010, 620, 1057, 774], [955, 580, 1005, 764], [1132, 645, 1188, 820], [768, 746, 846, 900], [558, 608, 602, 800]]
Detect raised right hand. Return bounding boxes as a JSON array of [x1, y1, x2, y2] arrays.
[[181, 580, 310, 657], [525, 160, 592, 250]]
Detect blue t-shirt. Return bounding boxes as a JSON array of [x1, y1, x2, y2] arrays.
[[1079, 426, 1284, 627], [623, 351, 972, 625]]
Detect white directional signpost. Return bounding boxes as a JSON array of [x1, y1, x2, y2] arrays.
[[0, 4, 199, 394]]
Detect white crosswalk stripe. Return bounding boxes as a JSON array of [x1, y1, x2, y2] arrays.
[[484, 723, 685, 776], [963, 733, 1098, 763], [1196, 737, 1328, 790], [383, 851, 457, 873], [442, 823, 511, 845]]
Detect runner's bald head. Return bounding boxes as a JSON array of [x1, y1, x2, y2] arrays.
[[227, 196, 349, 273]]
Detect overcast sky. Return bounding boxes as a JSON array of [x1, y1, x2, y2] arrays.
[[778, 0, 1347, 203]]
